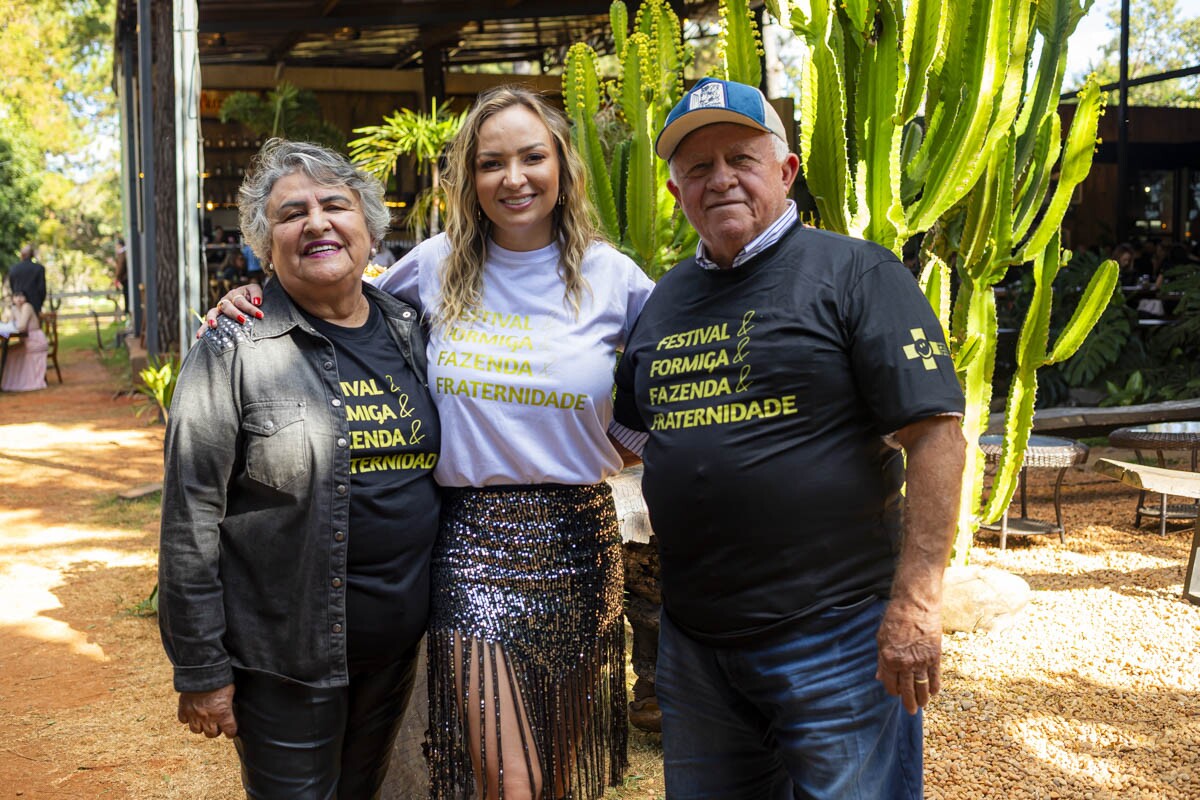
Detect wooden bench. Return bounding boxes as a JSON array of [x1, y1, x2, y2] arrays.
[[1093, 458, 1200, 605], [987, 400, 1200, 439]]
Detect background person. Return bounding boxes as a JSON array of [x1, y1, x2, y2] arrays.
[[8, 244, 46, 315], [614, 78, 967, 799], [160, 139, 441, 799], [1, 291, 48, 392], [207, 85, 653, 800], [241, 238, 263, 283], [113, 237, 128, 312]]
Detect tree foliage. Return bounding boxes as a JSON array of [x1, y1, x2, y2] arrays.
[[0, 0, 121, 289], [0, 136, 40, 272], [1075, 0, 1200, 106]]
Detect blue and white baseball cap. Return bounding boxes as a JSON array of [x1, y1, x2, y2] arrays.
[[655, 77, 787, 160]]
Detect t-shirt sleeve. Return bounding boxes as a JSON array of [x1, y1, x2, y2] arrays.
[[845, 258, 964, 435], [368, 243, 422, 307], [613, 324, 646, 432], [611, 251, 654, 432], [621, 259, 656, 345]]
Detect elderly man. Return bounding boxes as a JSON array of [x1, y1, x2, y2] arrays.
[[613, 78, 967, 799]]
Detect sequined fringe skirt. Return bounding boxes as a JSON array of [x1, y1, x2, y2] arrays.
[[427, 483, 628, 799]]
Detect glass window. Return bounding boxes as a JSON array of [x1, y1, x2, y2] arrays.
[[1131, 169, 1174, 236]]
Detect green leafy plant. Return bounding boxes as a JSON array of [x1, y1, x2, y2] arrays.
[[130, 583, 159, 617], [1102, 370, 1153, 407], [348, 99, 467, 238], [219, 82, 345, 150], [136, 354, 180, 424]]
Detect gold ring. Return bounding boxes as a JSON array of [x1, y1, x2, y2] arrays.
[[914, 678, 929, 684]]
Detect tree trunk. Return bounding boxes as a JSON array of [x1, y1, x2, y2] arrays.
[[151, 0, 179, 355]]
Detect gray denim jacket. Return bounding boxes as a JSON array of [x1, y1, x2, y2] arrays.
[[158, 279, 430, 693]]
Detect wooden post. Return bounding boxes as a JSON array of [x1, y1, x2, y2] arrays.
[[1186, 520, 1200, 606], [1094, 459, 1200, 604]]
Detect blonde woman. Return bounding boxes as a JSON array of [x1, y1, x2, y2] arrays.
[[207, 86, 654, 800]]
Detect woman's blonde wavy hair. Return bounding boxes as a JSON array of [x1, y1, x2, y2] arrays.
[[435, 85, 599, 331]]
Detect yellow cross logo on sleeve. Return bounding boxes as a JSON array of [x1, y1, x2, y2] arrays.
[[902, 328, 950, 370]]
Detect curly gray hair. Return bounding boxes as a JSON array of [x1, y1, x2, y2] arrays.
[[237, 138, 390, 271]]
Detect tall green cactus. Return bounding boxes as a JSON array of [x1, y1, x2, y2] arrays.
[[770, 0, 1118, 563], [563, 0, 697, 278]]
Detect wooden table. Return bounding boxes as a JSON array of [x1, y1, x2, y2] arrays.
[[1094, 458, 1200, 605], [1108, 422, 1200, 535]]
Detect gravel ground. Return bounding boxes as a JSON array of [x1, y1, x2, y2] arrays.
[[926, 448, 1200, 799]]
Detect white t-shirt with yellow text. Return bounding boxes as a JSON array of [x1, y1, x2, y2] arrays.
[[373, 233, 653, 487]]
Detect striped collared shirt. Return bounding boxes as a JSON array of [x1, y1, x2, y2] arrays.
[[695, 200, 798, 271]]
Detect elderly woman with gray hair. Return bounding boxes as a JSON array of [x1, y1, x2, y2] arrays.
[[158, 138, 441, 798]]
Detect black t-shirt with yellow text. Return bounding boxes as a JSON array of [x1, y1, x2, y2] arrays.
[[303, 298, 441, 667], [614, 223, 964, 645]]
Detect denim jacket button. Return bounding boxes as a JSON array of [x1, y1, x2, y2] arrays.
[[331, 577, 343, 588], [337, 438, 347, 447], [336, 484, 347, 495], [402, 310, 412, 319], [323, 360, 334, 370], [334, 530, 345, 542], [331, 398, 342, 407], [332, 623, 343, 634], [264, 420, 274, 430]]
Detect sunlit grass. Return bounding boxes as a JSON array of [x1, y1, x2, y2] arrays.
[[54, 314, 124, 350], [94, 491, 162, 530]]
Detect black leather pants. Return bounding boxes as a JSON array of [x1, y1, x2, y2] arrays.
[[232, 648, 419, 799]]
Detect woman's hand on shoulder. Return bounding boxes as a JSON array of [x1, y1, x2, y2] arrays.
[[196, 283, 265, 339]]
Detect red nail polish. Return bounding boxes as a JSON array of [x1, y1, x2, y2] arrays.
[[252, 297, 261, 307], [255, 310, 264, 319], [208, 318, 216, 328], [237, 314, 246, 324]]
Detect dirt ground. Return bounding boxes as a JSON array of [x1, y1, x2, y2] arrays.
[[1, 338, 1198, 799], [0, 335, 242, 799]]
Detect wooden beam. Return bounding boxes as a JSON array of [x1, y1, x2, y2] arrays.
[[986, 399, 1200, 438], [265, 0, 345, 63], [422, 34, 445, 103], [199, 1, 615, 34], [391, 22, 465, 70], [200, 64, 560, 97]]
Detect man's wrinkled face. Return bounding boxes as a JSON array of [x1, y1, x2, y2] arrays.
[[667, 123, 799, 269]]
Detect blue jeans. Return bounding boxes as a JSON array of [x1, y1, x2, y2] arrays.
[[656, 596, 922, 800]]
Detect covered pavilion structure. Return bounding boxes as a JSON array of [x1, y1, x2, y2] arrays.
[[111, 0, 720, 356]]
